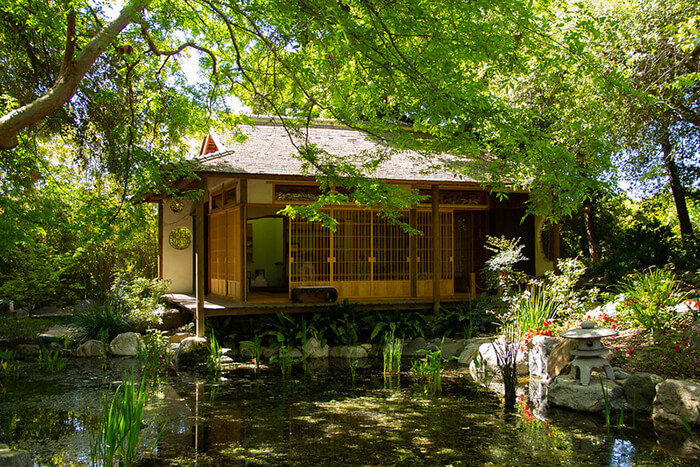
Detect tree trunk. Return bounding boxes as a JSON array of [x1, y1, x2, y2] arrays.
[[583, 198, 601, 264], [0, 0, 152, 150], [660, 131, 694, 240]]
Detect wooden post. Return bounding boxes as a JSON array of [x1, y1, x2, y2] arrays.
[[158, 200, 163, 280], [432, 185, 441, 314], [553, 223, 561, 273], [240, 177, 248, 302], [470, 272, 477, 299], [409, 208, 417, 298], [195, 188, 206, 338]]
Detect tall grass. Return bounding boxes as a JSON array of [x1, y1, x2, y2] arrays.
[[72, 300, 128, 342], [90, 372, 149, 466], [616, 268, 688, 335], [411, 340, 446, 395], [515, 287, 558, 335], [382, 332, 402, 375]]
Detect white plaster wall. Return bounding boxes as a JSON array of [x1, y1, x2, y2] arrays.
[[534, 215, 555, 276], [162, 199, 194, 293], [248, 179, 273, 204]]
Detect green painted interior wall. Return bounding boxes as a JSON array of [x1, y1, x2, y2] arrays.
[[247, 217, 284, 287]]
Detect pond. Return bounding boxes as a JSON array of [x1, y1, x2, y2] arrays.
[[0, 358, 694, 466]]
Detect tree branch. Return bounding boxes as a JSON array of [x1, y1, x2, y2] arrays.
[[0, 0, 153, 150]]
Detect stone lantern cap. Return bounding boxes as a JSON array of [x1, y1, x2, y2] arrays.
[[561, 320, 618, 340]]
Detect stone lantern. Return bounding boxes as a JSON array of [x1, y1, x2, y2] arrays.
[[561, 320, 617, 385]]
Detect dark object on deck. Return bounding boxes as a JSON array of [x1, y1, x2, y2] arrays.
[[291, 286, 338, 303]]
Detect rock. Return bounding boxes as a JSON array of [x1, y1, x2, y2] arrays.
[[622, 372, 663, 413], [303, 337, 329, 358], [457, 338, 491, 364], [172, 337, 209, 370], [548, 375, 624, 412], [441, 341, 465, 359], [109, 332, 144, 357], [156, 308, 193, 331], [329, 345, 368, 359], [468, 340, 528, 380], [652, 379, 700, 430], [403, 337, 428, 357], [74, 299, 95, 313], [528, 335, 560, 380], [32, 305, 59, 316], [546, 338, 578, 379], [75, 339, 105, 358], [0, 443, 32, 467], [169, 333, 194, 345], [287, 348, 303, 359], [262, 346, 278, 359], [655, 429, 700, 460], [613, 367, 630, 380], [15, 344, 41, 359]]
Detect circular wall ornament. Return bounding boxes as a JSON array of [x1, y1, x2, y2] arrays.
[[169, 227, 192, 250], [169, 199, 185, 213]]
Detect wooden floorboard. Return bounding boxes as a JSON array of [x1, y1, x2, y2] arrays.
[[163, 293, 470, 317]]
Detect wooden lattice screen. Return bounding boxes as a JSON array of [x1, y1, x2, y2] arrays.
[[290, 208, 452, 299], [208, 207, 243, 299]]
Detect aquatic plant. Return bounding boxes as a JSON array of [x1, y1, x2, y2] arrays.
[[472, 351, 490, 383], [382, 331, 402, 375], [207, 331, 222, 375], [240, 332, 264, 371], [139, 328, 168, 373], [600, 376, 611, 427], [90, 372, 154, 466], [269, 346, 302, 377], [40, 346, 66, 373], [411, 341, 446, 394], [0, 349, 20, 376], [491, 322, 519, 407]]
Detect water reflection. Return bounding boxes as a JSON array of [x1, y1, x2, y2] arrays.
[[0, 361, 695, 465]]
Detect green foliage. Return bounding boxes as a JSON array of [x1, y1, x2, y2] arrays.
[[72, 300, 129, 343], [262, 310, 304, 349], [482, 236, 529, 295], [514, 287, 559, 337], [90, 372, 153, 467], [382, 332, 402, 375], [140, 329, 168, 373], [39, 346, 66, 373], [0, 316, 53, 340], [433, 296, 492, 339], [368, 309, 426, 342], [110, 269, 168, 332], [206, 332, 222, 375], [240, 332, 263, 371], [269, 347, 302, 377], [615, 268, 688, 334], [0, 349, 19, 376], [323, 299, 362, 346], [410, 342, 446, 395]]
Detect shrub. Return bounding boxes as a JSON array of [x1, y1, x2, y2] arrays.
[[72, 300, 129, 342], [432, 295, 492, 339], [615, 268, 688, 335], [110, 269, 169, 331], [514, 287, 559, 336]]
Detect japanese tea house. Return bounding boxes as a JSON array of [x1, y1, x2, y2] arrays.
[[150, 117, 557, 336]]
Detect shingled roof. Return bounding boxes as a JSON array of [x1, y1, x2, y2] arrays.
[[193, 119, 481, 184]]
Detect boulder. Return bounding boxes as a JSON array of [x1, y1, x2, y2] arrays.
[[287, 348, 303, 359], [468, 340, 528, 380], [613, 367, 630, 380], [109, 332, 144, 357], [15, 344, 41, 359], [75, 340, 105, 358], [528, 335, 560, 380], [329, 345, 368, 359], [548, 375, 624, 412], [440, 341, 465, 359], [622, 372, 663, 413], [303, 337, 329, 358], [74, 299, 95, 313], [457, 338, 492, 364], [32, 305, 59, 316], [169, 332, 194, 345], [172, 337, 209, 370], [652, 379, 700, 430], [403, 337, 428, 357], [546, 338, 578, 379], [156, 308, 193, 331], [0, 444, 32, 467]]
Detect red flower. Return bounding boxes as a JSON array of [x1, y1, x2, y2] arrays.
[[627, 349, 634, 357], [674, 345, 681, 351]]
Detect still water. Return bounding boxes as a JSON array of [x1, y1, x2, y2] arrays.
[[0, 358, 695, 466]]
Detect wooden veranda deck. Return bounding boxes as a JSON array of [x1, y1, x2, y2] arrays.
[[163, 293, 470, 318]]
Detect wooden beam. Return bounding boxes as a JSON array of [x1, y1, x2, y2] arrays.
[[432, 185, 441, 314], [240, 177, 248, 302], [158, 200, 163, 280], [410, 208, 417, 297], [195, 186, 206, 337]]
